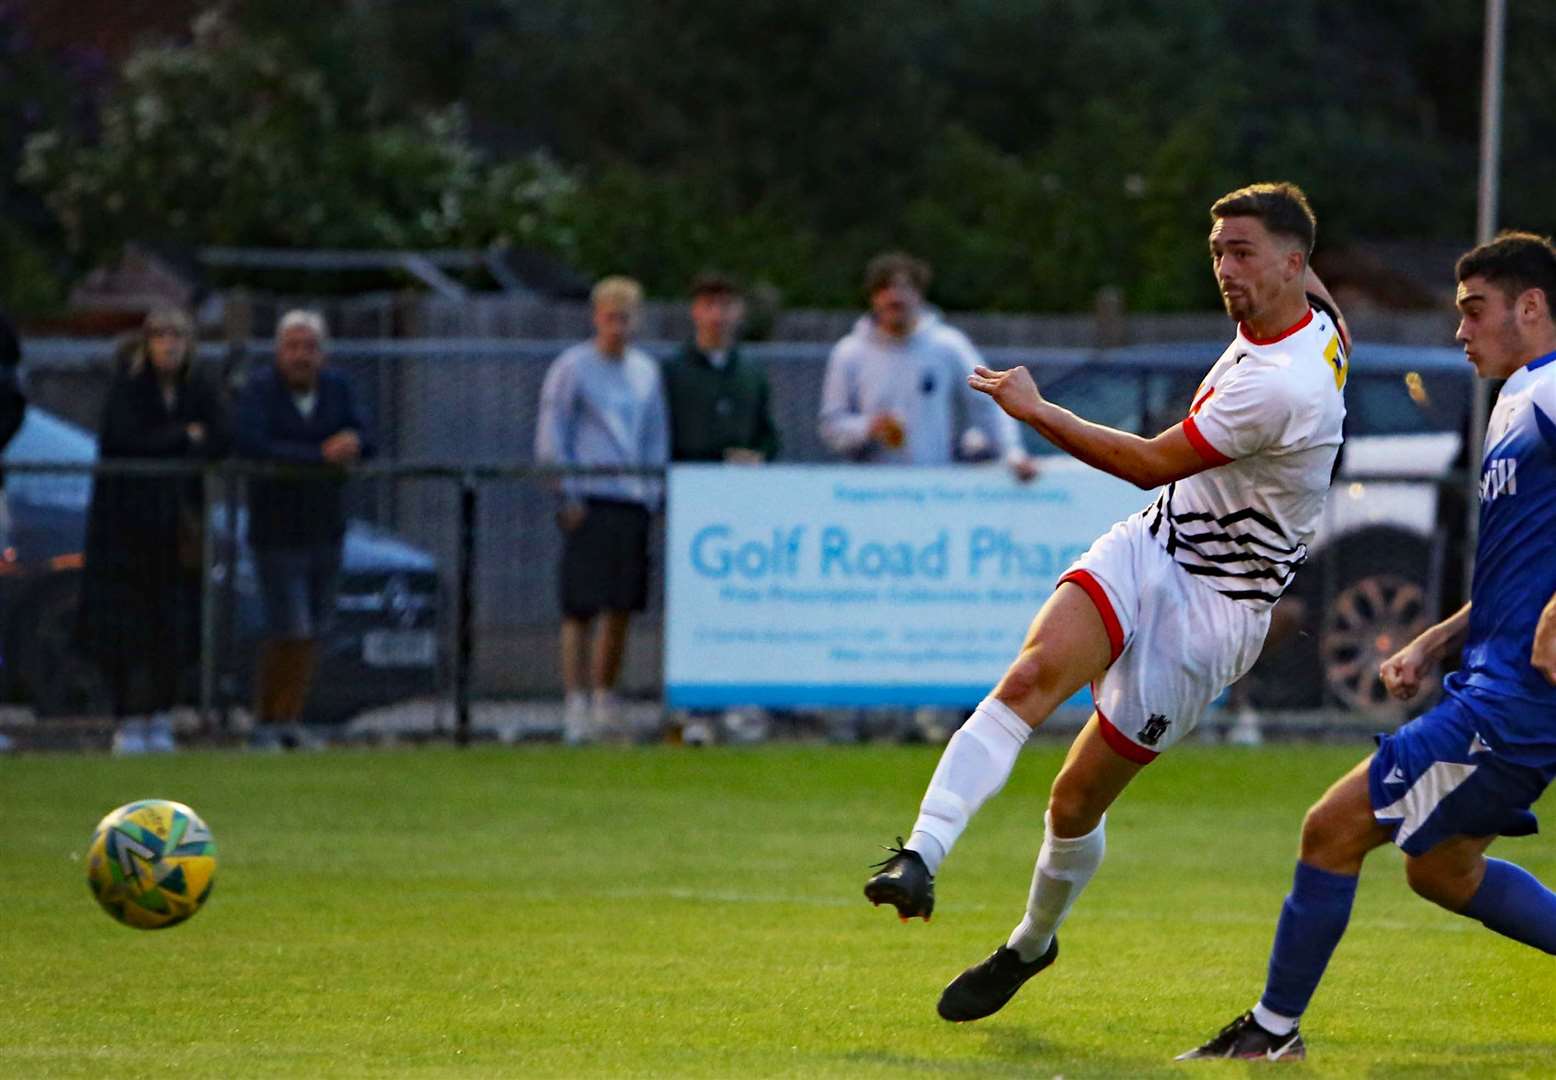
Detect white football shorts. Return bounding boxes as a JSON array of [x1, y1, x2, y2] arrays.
[[1057, 510, 1271, 761]]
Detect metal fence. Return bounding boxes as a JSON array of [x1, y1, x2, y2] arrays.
[[5, 333, 1476, 749], [0, 451, 1466, 751]]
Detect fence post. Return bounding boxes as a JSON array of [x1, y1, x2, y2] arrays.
[[455, 472, 477, 746], [198, 464, 219, 737]]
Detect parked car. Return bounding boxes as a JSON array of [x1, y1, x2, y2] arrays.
[[1022, 341, 1476, 715], [1, 406, 442, 723]]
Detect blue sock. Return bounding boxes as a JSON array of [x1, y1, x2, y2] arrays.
[[1461, 858, 1556, 954], [1259, 862, 1359, 1020]]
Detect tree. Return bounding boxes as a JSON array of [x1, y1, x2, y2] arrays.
[[21, 12, 577, 269]]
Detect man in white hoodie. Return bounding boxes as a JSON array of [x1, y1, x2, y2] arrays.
[[819, 252, 1038, 479]]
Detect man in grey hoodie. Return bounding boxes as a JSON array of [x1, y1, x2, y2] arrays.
[[819, 251, 1037, 479]]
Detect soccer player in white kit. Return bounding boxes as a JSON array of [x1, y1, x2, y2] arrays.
[[863, 182, 1351, 1024]]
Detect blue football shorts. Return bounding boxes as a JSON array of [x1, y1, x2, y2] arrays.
[[1369, 691, 1555, 856]]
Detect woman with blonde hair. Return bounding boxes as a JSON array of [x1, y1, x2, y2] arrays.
[[76, 308, 232, 753]]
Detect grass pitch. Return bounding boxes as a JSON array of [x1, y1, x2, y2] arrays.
[[2, 741, 1552, 1078]]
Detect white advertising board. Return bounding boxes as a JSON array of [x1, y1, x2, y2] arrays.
[[665, 463, 1149, 707]]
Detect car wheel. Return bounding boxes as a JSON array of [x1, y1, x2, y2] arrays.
[[1318, 573, 1429, 714], [8, 573, 110, 717]]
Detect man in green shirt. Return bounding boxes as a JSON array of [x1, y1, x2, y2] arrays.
[[661, 273, 780, 464]]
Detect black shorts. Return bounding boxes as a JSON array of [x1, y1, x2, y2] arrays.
[[560, 498, 651, 618]]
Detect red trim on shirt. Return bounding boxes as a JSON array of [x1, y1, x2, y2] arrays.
[[1182, 415, 1235, 466], [1239, 307, 1313, 346], [1095, 703, 1160, 765], [1057, 570, 1124, 663]]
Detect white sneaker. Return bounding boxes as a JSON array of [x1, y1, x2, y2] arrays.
[[112, 719, 148, 756], [1227, 707, 1264, 746], [720, 709, 771, 745], [682, 716, 716, 747], [592, 690, 624, 742], [562, 691, 593, 745]]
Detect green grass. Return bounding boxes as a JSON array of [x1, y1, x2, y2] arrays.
[[1, 742, 1552, 1078]]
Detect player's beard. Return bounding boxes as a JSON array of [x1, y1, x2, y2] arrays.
[[1220, 288, 1252, 321]]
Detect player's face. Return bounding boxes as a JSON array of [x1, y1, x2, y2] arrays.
[[871, 274, 922, 338], [276, 325, 323, 392], [1209, 216, 1302, 324], [1455, 275, 1529, 379], [593, 301, 638, 355]]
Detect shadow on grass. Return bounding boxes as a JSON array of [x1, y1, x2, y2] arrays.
[[842, 1025, 1169, 1078]]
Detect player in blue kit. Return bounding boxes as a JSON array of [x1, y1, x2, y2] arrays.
[[1180, 231, 1556, 1063]]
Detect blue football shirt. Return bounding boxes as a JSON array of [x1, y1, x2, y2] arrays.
[[1445, 349, 1556, 763]]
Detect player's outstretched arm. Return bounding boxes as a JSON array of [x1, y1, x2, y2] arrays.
[[968, 364, 1206, 489], [1532, 590, 1556, 686], [1381, 603, 1472, 701]]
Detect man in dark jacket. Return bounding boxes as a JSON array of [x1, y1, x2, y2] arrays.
[[660, 273, 780, 745], [236, 310, 372, 747], [661, 273, 780, 465]]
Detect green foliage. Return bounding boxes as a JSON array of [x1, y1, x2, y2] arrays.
[[17, 0, 1556, 310], [20, 13, 578, 265], [0, 11, 95, 314]]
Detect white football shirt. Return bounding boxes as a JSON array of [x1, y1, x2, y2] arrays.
[[1145, 306, 1348, 607]]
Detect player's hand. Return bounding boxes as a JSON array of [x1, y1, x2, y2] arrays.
[[1380, 641, 1433, 701], [185, 422, 206, 445], [868, 412, 906, 449], [1531, 603, 1556, 685], [557, 501, 587, 532], [723, 447, 765, 465], [969, 365, 1043, 424]]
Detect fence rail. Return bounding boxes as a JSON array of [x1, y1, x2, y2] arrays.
[[0, 454, 1467, 751]]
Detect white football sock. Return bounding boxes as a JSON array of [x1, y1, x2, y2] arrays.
[[1252, 1002, 1298, 1036], [904, 697, 1030, 876], [1006, 810, 1106, 962]]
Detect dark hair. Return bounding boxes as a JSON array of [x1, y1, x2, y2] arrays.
[[689, 271, 741, 299], [1455, 231, 1556, 312], [864, 251, 931, 297], [1210, 182, 1317, 254]]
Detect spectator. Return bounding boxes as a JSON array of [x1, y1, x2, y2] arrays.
[[535, 276, 669, 744], [662, 272, 780, 465], [660, 271, 781, 745], [77, 308, 231, 754], [819, 251, 1037, 480], [0, 310, 28, 551], [819, 252, 1037, 742], [236, 310, 372, 750]]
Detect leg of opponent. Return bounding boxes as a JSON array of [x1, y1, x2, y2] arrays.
[[1178, 757, 1389, 1059], [1409, 837, 1556, 954], [1253, 757, 1391, 1031], [905, 581, 1114, 874]]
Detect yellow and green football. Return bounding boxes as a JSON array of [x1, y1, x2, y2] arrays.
[[86, 799, 217, 929]]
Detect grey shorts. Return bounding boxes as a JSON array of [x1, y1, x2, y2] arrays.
[[255, 546, 342, 638]]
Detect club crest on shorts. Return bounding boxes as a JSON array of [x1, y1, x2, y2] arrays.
[[1137, 713, 1170, 746]]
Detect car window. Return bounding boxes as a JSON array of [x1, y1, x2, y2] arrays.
[[1024, 367, 1147, 454], [1346, 371, 1466, 436]]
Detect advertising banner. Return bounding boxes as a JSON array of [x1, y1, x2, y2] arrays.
[[665, 464, 1149, 707]]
